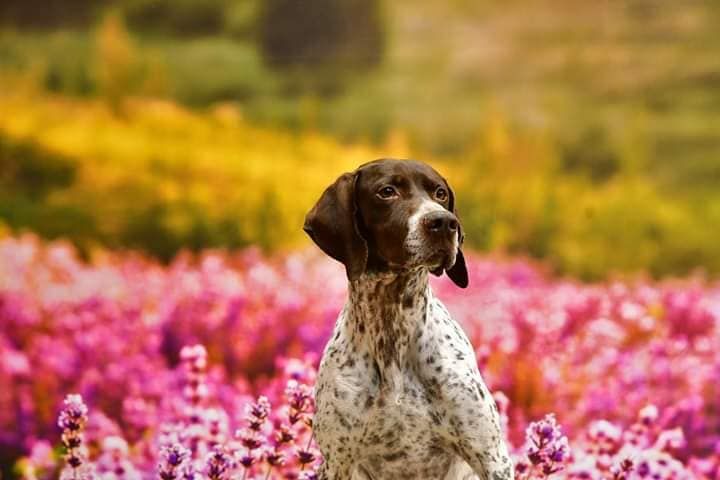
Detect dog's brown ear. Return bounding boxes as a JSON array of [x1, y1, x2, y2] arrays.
[[444, 179, 469, 288], [446, 249, 468, 288], [304, 171, 368, 281]]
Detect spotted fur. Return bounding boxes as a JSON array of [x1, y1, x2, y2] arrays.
[[314, 271, 513, 479], [307, 159, 513, 480]]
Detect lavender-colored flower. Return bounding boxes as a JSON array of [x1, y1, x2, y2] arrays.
[[204, 445, 234, 480], [181, 345, 209, 408], [296, 447, 317, 467], [275, 423, 296, 445], [58, 394, 95, 478], [236, 451, 258, 469], [265, 447, 286, 467], [636, 460, 650, 477], [248, 396, 271, 422], [180, 463, 201, 480], [610, 457, 634, 480], [285, 381, 314, 426], [180, 345, 208, 372], [654, 428, 686, 452], [158, 444, 190, 480], [58, 394, 88, 434], [97, 435, 141, 480], [245, 396, 271, 432], [524, 413, 571, 477], [204, 408, 230, 447], [5, 236, 720, 479], [639, 404, 659, 426], [236, 428, 263, 451]]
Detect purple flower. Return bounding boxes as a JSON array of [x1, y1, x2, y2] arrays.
[[5, 236, 720, 480], [524, 413, 571, 477], [245, 396, 271, 432], [275, 423, 296, 444], [204, 445, 233, 480], [248, 396, 271, 421], [236, 428, 263, 451], [58, 394, 88, 433], [265, 447, 286, 467], [296, 447, 317, 466], [158, 443, 190, 479], [57, 394, 95, 478], [285, 380, 314, 425], [639, 404, 659, 426], [180, 463, 201, 480], [236, 451, 257, 469]]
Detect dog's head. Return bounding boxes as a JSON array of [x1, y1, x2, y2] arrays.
[[303, 158, 468, 288]]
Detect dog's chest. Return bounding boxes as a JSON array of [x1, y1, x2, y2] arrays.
[[314, 300, 469, 479], [360, 373, 458, 478], [316, 357, 455, 478]]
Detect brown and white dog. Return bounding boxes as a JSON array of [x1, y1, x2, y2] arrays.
[[304, 159, 513, 480]]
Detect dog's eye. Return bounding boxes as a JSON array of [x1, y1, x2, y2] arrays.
[[434, 187, 448, 202], [377, 186, 399, 199]]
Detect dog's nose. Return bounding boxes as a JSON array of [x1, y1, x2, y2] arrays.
[[422, 211, 458, 236]]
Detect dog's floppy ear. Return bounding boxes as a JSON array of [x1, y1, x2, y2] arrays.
[[431, 178, 468, 288], [303, 171, 368, 281]]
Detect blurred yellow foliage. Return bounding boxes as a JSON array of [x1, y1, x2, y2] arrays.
[[0, 91, 429, 257], [1, 89, 718, 279], [95, 12, 141, 112]]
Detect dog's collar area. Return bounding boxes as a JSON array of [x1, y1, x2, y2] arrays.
[[345, 268, 431, 387], [348, 266, 428, 288]]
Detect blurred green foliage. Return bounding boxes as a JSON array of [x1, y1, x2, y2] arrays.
[[0, 133, 76, 198], [0, 0, 719, 279]]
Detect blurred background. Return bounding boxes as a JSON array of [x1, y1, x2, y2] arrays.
[[1, 0, 719, 280]]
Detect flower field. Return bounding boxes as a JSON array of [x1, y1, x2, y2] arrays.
[[2, 234, 719, 479]]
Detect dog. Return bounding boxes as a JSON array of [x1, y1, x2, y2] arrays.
[[303, 159, 513, 480]]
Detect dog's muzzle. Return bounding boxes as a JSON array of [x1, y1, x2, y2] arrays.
[[421, 210, 459, 268]]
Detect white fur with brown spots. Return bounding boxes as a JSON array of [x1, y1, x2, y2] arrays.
[[304, 159, 514, 480]]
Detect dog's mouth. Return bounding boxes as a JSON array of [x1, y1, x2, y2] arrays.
[[427, 248, 456, 270]]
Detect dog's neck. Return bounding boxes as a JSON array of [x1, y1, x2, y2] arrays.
[[346, 268, 430, 385]]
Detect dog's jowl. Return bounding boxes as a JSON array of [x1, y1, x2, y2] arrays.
[[304, 159, 514, 480]]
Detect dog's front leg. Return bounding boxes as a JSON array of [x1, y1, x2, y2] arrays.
[[423, 301, 514, 480], [442, 374, 514, 480], [317, 461, 372, 480], [317, 461, 352, 480]]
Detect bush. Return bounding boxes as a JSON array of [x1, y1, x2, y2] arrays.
[[257, 0, 386, 72], [123, 0, 227, 36], [0, 134, 97, 246], [0, 91, 381, 260], [449, 113, 720, 280], [560, 125, 621, 184], [1, 91, 720, 279], [0, 0, 109, 28], [94, 12, 145, 112], [0, 134, 76, 199]]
